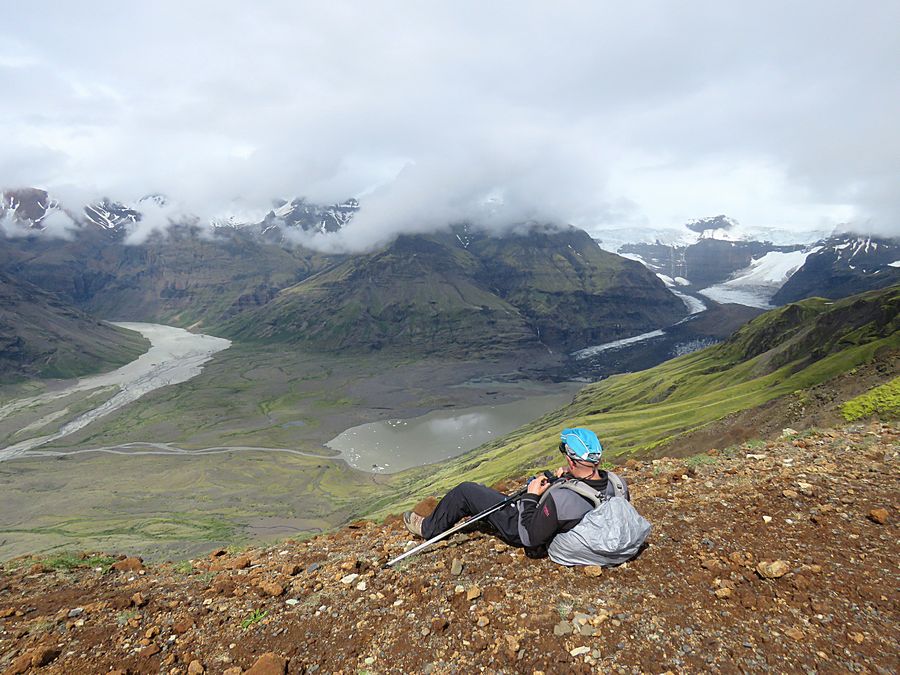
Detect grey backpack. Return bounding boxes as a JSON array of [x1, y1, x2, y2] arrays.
[[547, 471, 651, 567]]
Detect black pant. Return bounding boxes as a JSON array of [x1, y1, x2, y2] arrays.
[[421, 481, 523, 546]]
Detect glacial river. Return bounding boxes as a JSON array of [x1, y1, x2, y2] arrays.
[[0, 323, 231, 461]]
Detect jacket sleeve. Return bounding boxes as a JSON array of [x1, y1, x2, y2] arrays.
[[517, 492, 562, 548]]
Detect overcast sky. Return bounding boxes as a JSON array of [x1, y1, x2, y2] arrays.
[[2, 1, 898, 249]]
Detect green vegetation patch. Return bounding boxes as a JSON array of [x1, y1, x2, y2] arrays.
[[241, 609, 268, 630], [842, 377, 900, 421], [364, 286, 900, 518], [21, 552, 119, 573]]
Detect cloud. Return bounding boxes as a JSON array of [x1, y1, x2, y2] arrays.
[[0, 1, 897, 250], [39, 209, 80, 240]]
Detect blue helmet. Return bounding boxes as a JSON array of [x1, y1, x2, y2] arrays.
[[559, 427, 603, 464]]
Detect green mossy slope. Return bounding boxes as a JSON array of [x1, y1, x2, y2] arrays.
[[368, 285, 899, 516]]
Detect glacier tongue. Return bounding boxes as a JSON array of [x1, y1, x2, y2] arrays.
[[698, 248, 819, 309]]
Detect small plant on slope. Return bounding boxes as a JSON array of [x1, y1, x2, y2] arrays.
[[240, 609, 268, 630], [842, 377, 900, 421]]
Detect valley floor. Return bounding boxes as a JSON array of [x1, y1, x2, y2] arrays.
[[1, 421, 896, 674], [0, 344, 570, 561]]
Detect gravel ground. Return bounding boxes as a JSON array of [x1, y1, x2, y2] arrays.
[[0, 421, 897, 674]]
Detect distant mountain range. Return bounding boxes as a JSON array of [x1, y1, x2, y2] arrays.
[[774, 235, 900, 304], [616, 216, 899, 309], [2, 188, 897, 378], [0, 187, 689, 365], [223, 226, 687, 356], [0, 187, 360, 242]]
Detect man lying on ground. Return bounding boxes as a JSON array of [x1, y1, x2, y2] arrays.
[[403, 427, 630, 557]]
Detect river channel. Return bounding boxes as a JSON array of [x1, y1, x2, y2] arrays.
[[0, 323, 231, 461]]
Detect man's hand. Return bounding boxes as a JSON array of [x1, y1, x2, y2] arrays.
[[527, 475, 552, 496], [554, 467, 566, 478]]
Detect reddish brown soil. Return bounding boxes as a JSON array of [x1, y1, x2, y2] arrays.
[[1, 422, 897, 674]]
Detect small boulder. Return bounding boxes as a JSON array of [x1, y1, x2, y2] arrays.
[[258, 582, 284, 597], [173, 618, 194, 634], [450, 559, 463, 576], [131, 592, 148, 607], [30, 646, 61, 668], [553, 621, 573, 636], [187, 660, 205, 675], [466, 586, 482, 601], [6, 652, 32, 675], [868, 508, 889, 525], [784, 627, 804, 641], [756, 560, 790, 579], [112, 557, 145, 572], [583, 565, 603, 578], [140, 643, 161, 658], [228, 556, 251, 570], [281, 563, 301, 576], [245, 652, 287, 675]]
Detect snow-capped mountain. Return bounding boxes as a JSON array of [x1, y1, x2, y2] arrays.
[[82, 199, 142, 232], [591, 215, 832, 253], [619, 236, 806, 291], [1, 187, 359, 243], [255, 197, 359, 241], [1, 188, 60, 227], [773, 234, 900, 304], [698, 248, 821, 309]]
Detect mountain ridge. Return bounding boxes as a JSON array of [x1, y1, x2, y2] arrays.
[[221, 226, 687, 356], [0, 272, 149, 383]]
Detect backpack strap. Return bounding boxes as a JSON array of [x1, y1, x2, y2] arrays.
[[605, 470, 627, 499], [537, 478, 603, 509]]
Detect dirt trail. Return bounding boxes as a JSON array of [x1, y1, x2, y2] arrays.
[[0, 421, 896, 674]]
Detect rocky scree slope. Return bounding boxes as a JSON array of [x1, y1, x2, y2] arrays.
[[0, 422, 896, 675]]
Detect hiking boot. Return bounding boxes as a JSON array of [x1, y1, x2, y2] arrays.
[[403, 510, 425, 538]]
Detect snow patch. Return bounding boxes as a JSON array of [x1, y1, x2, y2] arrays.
[[572, 330, 667, 360], [697, 248, 819, 309], [671, 290, 706, 314]]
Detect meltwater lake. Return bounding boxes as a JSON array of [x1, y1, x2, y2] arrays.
[[326, 388, 577, 473]]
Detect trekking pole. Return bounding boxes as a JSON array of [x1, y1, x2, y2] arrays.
[[384, 471, 558, 568], [384, 486, 529, 568]]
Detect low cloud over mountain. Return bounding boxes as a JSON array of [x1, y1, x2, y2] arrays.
[[1, 2, 898, 249]]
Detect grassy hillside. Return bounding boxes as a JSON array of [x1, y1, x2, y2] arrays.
[[0, 227, 338, 329], [223, 234, 536, 355], [223, 226, 686, 355], [367, 284, 899, 516], [0, 272, 149, 383]]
